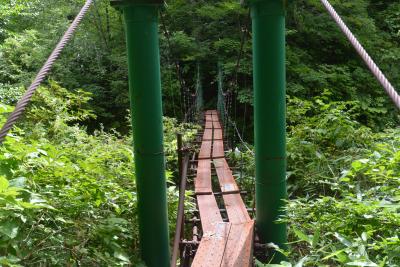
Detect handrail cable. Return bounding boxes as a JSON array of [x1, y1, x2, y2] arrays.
[[218, 12, 253, 154], [232, 9, 251, 126], [321, 0, 400, 110], [221, 87, 254, 155], [236, 12, 251, 143], [183, 89, 198, 123], [0, 0, 94, 144]]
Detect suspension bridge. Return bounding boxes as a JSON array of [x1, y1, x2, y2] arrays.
[[182, 110, 254, 266], [0, 0, 399, 266]]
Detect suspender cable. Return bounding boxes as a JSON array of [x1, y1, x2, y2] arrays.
[[196, 63, 203, 114], [160, 12, 185, 118], [218, 69, 253, 155], [0, 0, 93, 144], [320, 0, 400, 110]]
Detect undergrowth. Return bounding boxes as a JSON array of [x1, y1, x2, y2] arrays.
[[228, 93, 399, 267]]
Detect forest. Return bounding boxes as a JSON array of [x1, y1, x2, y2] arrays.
[[0, 0, 399, 266]]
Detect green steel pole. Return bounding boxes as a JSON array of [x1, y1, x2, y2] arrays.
[[250, 0, 287, 262], [116, 2, 170, 266]]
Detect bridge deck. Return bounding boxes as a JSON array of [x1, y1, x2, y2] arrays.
[[198, 141, 212, 160], [192, 110, 254, 267]]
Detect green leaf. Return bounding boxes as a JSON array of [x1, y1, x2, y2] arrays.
[[0, 176, 9, 192], [346, 261, 378, 267], [113, 252, 130, 263], [351, 161, 363, 171], [312, 229, 320, 248], [294, 256, 308, 267], [8, 177, 26, 188], [361, 232, 368, 242], [293, 228, 312, 244], [334, 232, 352, 247], [0, 222, 19, 239], [322, 249, 346, 261]]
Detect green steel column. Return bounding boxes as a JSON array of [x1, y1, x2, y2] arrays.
[[250, 0, 287, 262], [117, 2, 169, 266]]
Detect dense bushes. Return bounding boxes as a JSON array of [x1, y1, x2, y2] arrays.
[[0, 84, 197, 266], [229, 95, 399, 266]]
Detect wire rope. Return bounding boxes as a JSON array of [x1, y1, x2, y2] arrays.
[[321, 0, 400, 110], [0, 0, 94, 144]]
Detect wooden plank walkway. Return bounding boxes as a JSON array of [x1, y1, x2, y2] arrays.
[[202, 128, 213, 141], [198, 141, 212, 160], [214, 128, 223, 140], [212, 140, 225, 159], [192, 110, 254, 267], [194, 159, 212, 194]]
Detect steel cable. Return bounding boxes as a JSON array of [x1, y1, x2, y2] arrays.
[[221, 88, 254, 155], [160, 12, 185, 118], [0, 0, 93, 144], [321, 0, 400, 110], [219, 11, 251, 153]]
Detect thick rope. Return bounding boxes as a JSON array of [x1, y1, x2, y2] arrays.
[[321, 0, 400, 110], [0, 0, 93, 144]]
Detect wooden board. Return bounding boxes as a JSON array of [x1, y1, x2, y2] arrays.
[[205, 120, 213, 129], [221, 221, 254, 267], [202, 128, 213, 141], [213, 158, 240, 194], [214, 128, 223, 140], [223, 194, 251, 224], [198, 141, 212, 159], [192, 222, 231, 267], [197, 195, 224, 233], [213, 157, 226, 169], [212, 139, 225, 158], [195, 159, 212, 194], [213, 120, 222, 129]]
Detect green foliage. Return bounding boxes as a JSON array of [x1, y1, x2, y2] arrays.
[[226, 146, 255, 208], [286, 92, 374, 195], [0, 29, 45, 86], [0, 85, 135, 265], [227, 92, 399, 265], [284, 101, 400, 266], [0, 84, 197, 265]]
